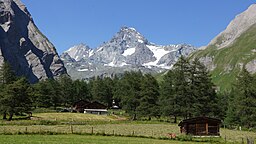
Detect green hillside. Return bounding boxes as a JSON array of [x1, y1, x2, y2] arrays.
[[191, 24, 256, 90]]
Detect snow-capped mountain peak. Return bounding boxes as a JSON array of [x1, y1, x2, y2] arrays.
[[61, 27, 197, 80], [64, 43, 93, 61]]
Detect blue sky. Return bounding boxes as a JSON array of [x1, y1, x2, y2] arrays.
[[22, 0, 255, 54]]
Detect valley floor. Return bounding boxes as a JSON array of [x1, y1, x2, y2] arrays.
[[0, 113, 255, 143]]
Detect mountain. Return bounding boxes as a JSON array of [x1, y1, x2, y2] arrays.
[[0, 0, 66, 83], [61, 27, 196, 80], [191, 4, 256, 90]]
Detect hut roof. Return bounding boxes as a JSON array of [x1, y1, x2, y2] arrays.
[[178, 117, 221, 126]]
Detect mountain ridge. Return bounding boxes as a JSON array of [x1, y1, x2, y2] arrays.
[[61, 27, 196, 80], [191, 3, 256, 90], [208, 3, 256, 49]]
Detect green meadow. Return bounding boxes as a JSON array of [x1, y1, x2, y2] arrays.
[[0, 113, 255, 144]]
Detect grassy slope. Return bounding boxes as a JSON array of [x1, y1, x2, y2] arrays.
[[191, 24, 256, 90]]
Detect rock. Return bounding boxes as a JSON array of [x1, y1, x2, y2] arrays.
[[0, 0, 66, 83]]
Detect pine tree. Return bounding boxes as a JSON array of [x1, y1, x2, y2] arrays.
[[0, 61, 16, 85], [160, 70, 180, 123], [33, 79, 62, 109], [172, 56, 191, 119], [0, 77, 32, 120], [114, 71, 143, 120], [103, 77, 114, 107], [160, 57, 218, 121], [225, 88, 240, 127], [58, 75, 74, 106], [138, 74, 159, 119], [73, 79, 91, 102], [234, 67, 256, 128], [190, 58, 217, 117], [0, 61, 17, 119]]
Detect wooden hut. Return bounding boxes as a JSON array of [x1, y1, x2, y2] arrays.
[[178, 117, 221, 136]]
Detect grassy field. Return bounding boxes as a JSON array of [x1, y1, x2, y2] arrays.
[[0, 113, 255, 143], [32, 113, 125, 122], [0, 124, 255, 143], [0, 135, 197, 144]]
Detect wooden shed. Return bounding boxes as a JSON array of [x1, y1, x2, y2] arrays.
[[178, 117, 221, 136]]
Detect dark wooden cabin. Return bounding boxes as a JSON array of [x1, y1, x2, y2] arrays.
[[73, 100, 90, 113], [84, 101, 108, 115], [178, 117, 221, 136]]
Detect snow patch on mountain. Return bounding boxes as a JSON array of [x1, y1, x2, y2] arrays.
[[138, 39, 144, 43], [145, 45, 172, 65], [122, 47, 136, 56], [78, 68, 89, 72], [89, 50, 94, 57]]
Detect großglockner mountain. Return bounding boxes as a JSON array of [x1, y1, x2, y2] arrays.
[[0, 0, 67, 83], [191, 3, 256, 90], [61, 27, 196, 80]]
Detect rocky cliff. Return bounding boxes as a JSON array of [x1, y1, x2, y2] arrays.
[[0, 0, 66, 83], [208, 4, 256, 49]]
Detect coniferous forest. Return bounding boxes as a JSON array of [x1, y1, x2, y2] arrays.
[[0, 57, 255, 130]]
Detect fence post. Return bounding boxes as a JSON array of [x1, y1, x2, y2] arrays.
[[70, 125, 73, 134], [112, 130, 115, 135], [25, 127, 28, 133], [91, 127, 94, 134], [247, 137, 254, 144]]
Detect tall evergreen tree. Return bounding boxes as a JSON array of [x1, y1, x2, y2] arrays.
[[0, 61, 16, 85], [190, 58, 217, 117], [160, 70, 180, 123], [160, 57, 218, 121], [33, 79, 62, 109], [90, 77, 114, 107], [172, 56, 191, 119], [138, 74, 159, 119], [225, 88, 240, 126], [73, 79, 91, 101], [91, 77, 107, 104], [0, 61, 17, 119], [0, 77, 32, 120], [114, 71, 143, 120], [103, 77, 114, 107], [232, 67, 256, 128], [58, 75, 74, 106]]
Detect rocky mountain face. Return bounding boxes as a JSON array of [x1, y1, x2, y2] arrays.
[[208, 4, 256, 49], [0, 0, 66, 83], [191, 3, 256, 90], [61, 27, 196, 80]]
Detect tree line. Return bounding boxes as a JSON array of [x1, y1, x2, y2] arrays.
[[0, 58, 255, 129]]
